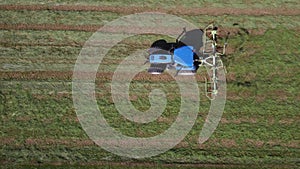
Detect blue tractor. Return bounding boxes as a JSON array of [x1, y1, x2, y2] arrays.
[[147, 28, 203, 75], [146, 24, 229, 99]]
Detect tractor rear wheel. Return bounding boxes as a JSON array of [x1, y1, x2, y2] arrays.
[[151, 39, 167, 48], [149, 39, 172, 54]]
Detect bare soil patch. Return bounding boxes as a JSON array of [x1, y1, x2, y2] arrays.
[[0, 137, 15, 145]]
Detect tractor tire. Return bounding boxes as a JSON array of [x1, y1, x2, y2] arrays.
[[178, 70, 196, 76], [151, 39, 167, 49], [148, 64, 167, 74], [149, 39, 171, 55]]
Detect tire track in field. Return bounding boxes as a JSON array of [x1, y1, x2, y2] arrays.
[[0, 42, 82, 47], [0, 40, 151, 48], [0, 71, 237, 82], [0, 23, 268, 36], [0, 71, 197, 81], [1, 137, 298, 149], [0, 4, 300, 16], [0, 23, 100, 32]]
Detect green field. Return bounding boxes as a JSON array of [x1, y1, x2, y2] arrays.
[[0, 1, 299, 169]]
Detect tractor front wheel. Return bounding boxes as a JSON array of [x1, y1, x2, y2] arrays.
[[148, 64, 167, 74]]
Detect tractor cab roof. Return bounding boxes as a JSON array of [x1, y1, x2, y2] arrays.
[[178, 29, 203, 52]]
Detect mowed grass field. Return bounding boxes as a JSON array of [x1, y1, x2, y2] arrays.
[[0, 0, 300, 168]]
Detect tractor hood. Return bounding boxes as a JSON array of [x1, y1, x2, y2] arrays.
[[174, 46, 194, 67]]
